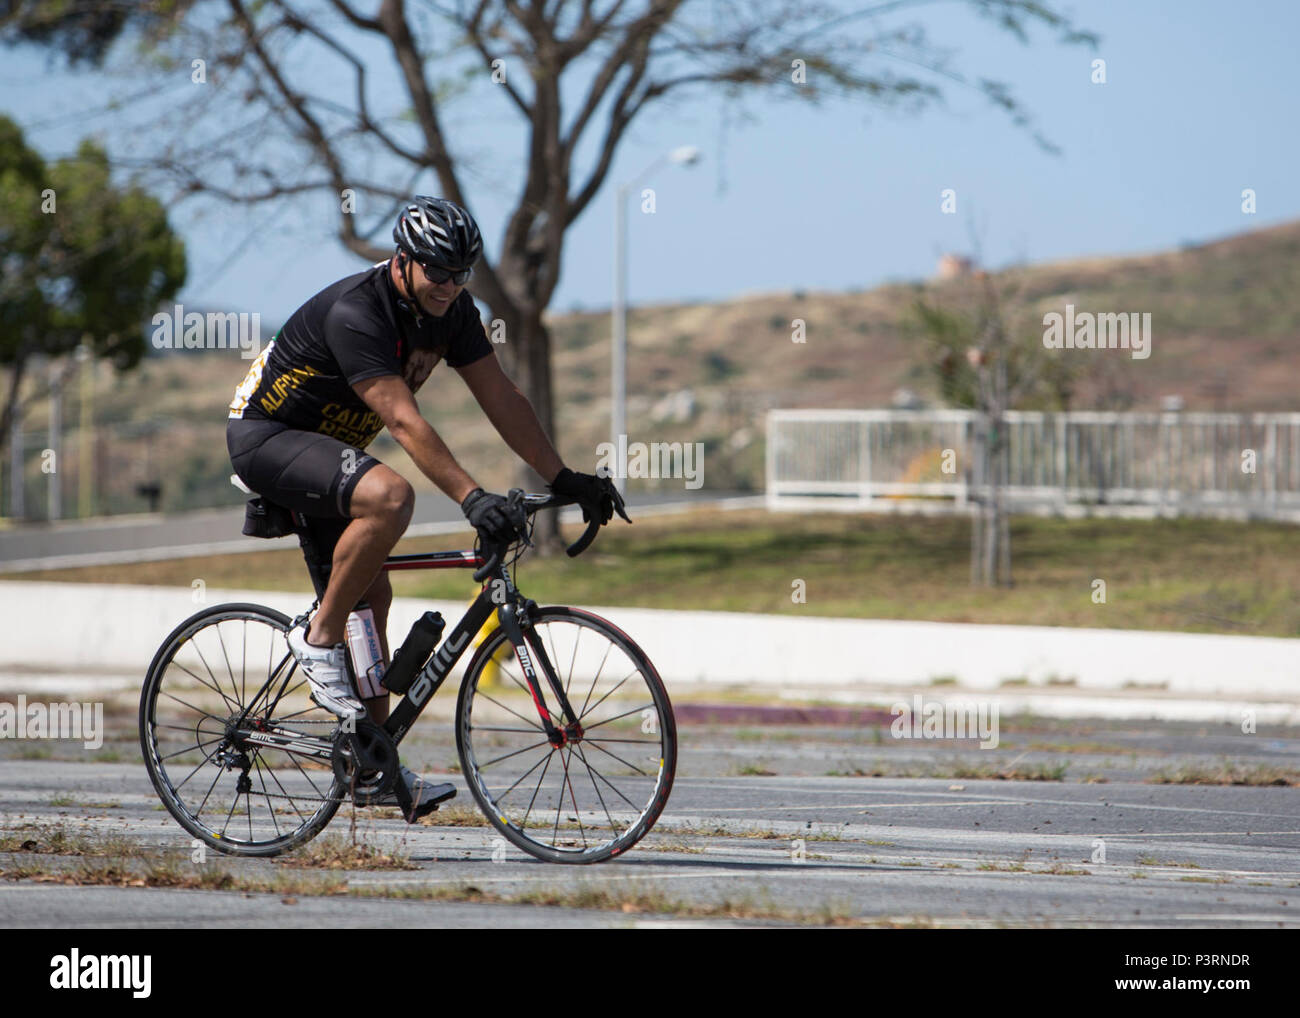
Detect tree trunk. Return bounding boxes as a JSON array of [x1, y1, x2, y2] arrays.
[[970, 416, 985, 586], [0, 352, 29, 464], [504, 310, 563, 554]]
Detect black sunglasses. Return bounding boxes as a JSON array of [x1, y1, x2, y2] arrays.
[[418, 261, 472, 286]]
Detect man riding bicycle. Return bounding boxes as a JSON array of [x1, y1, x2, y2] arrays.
[[226, 195, 626, 810]]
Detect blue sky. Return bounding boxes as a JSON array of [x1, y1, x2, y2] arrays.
[[3, 0, 1297, 322]]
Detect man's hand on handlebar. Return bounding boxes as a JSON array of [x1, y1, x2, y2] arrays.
[[548, 468, 631, 526], [461, 487, 527, 546]]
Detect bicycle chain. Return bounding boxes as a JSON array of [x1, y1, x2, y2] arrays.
[[222, 718, 358, 807]]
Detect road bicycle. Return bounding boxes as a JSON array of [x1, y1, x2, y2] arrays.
[[138, 490, 676, 863]]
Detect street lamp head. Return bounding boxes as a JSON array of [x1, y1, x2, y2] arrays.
[[669, 145, 701, 166]]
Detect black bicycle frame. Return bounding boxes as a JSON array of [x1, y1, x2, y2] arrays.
[[384, 587, 493, 743], [384, 570, 584, 747], [234, 490, 594, 761]]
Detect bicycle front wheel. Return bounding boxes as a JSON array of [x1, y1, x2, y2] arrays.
[[455, 606, 676, 863], [139, 603, 344, 857]]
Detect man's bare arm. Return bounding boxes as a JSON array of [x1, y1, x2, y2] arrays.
[[354, 374, 479, 504], [455, 354, 565, 484]]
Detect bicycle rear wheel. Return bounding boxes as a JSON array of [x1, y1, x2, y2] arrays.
[[139, 603, 343, 857], [455, 606, 676, 863]]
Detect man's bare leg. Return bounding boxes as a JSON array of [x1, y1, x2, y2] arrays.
[[360, 571, 393, 724], [306, 466, 412, 666]]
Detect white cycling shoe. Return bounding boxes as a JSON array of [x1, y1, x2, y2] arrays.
[[287, 625, 365, 719]]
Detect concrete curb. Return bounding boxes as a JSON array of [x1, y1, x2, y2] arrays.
[[1, 581, 1297, 723]]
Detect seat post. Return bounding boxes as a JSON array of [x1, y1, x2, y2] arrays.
[[293, 513, 334, 602]]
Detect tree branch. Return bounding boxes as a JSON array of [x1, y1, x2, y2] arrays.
[[270, 0, 431, 165], [464, 0, 532, 116], [225, 0, 368, 254]]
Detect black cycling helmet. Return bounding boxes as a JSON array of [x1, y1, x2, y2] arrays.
[[393, 195, 482, 270]]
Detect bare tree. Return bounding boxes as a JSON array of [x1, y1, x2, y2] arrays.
[[911, 263, 1082, 585], [4, 0, 1095, 543]]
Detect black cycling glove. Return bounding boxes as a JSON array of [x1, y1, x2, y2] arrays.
[[461, 488, 525, 545], [548, 468, 631, 526]]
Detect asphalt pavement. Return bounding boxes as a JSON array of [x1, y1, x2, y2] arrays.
[[2, 715, 1297, 928]]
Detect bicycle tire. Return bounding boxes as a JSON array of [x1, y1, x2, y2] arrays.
[[455, 606, 676, 863], [139, 602, 344, 857]]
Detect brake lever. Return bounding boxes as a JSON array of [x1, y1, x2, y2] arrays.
[[473, 490, 530, 582]]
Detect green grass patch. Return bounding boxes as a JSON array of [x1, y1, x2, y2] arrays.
[[9, 510, 1300, 635], [1147, 762, 1300, 787]]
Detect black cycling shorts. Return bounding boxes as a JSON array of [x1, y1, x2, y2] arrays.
[[226, 418, 381, 520]]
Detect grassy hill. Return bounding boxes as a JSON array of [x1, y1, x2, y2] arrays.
[[8, 219, 1300, 518]]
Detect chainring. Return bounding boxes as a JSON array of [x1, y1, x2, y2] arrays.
[[330, 719, 398, 799]]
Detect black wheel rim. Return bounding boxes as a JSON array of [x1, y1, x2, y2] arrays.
[[141, 607, 343, 854], [459, 611, 675, 862]]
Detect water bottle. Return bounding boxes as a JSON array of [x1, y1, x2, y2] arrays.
[[382, 612, 446, 694], [344, 605, 387, 699]]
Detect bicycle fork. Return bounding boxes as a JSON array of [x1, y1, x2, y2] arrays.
[[497, 601, 583, 747]]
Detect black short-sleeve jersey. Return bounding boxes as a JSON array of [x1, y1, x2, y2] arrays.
[[228, 260, 493, 449]]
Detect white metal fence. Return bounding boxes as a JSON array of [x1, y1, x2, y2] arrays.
[[766, 409, 1300, 520]]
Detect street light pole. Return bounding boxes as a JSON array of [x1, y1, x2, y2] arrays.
[[612, 177, 630, 494], [610, 146, 700, 496], [48, 362, 63, 523]]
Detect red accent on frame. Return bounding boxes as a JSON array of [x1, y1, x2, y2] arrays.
[[380, 551, 483, 572]]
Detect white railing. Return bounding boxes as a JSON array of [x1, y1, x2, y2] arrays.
[[766, 409, 1300, 519]]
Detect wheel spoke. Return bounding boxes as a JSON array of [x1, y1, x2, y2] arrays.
[[159, 736, 225, 762], [192, 642, 239, 715], [574, 743, 620, 834], [478, 737, 553, 770], [263, 759, 319, 821], [173, 740, 227, 792], [252, 758, 284, 838], [166, 662, 239, 715], [471, 689, 546, 732], [215, 624, 242, 710], [582, 702, 656, 732], [488, 749, 552, 804], [219, 787, 241, 838], [578, 668, 640, 722], [286, 753, 332, 801], [565, 627, 581, 700], [585, 757, 645, 811], [578, 640, 615, 719], [522, 751, 555, 832], [542, 621, 563, 696], [560, 746, 587, 848], [473, 725, 551, 734], [580, 734, 652, 778], [194, 767, 224, 815]]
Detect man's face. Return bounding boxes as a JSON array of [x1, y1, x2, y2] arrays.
[[400, 256, 466, 317]]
